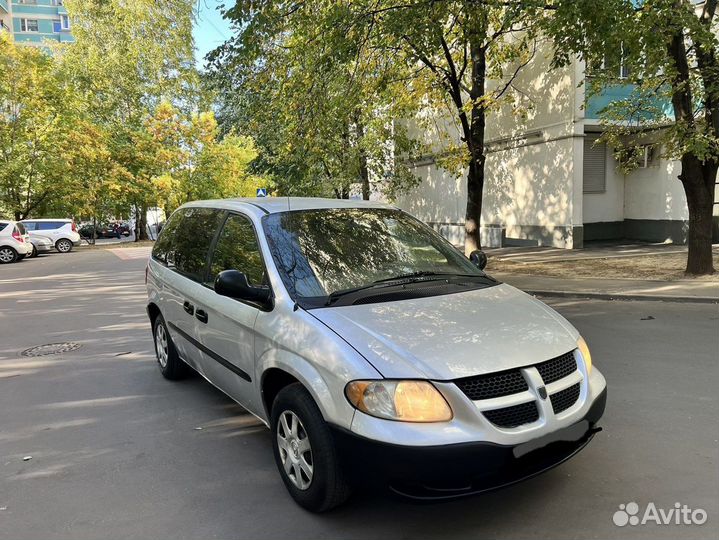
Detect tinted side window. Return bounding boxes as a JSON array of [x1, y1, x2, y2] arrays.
[[37, 222, 63, 230], [151, 210, 184, 265], [22, 222, 36, 231], [209, 214, 266, 286], [16, 223, 26, 235], [172, 207, 224, 281]]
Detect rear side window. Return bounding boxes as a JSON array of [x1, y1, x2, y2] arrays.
[[16, 223, 26, 235], [152, 207, 223, 282], [208, 213, 266, 286], [36, 222, 64, 230], [152, 211, 184, 265]]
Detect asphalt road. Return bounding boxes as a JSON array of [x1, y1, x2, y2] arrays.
[[1, 247, 717, 540]]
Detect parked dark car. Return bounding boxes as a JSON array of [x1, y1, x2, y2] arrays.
[[79, 222, 131, 239]]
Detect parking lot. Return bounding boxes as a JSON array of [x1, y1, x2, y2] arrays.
[[0, 247, 717, 540]]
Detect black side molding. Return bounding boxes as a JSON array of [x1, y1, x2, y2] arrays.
[[167, 322, 252, 382]]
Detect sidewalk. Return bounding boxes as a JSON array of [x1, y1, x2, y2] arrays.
[[494, 272, 719, 303], [485, 242, 718, 263]]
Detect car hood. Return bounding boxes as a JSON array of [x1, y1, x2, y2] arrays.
[[310, 283, 579, 380]]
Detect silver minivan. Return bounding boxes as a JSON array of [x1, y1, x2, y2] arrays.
[[145, 198, 607, 512]]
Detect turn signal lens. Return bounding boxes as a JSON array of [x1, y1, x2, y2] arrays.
[[345, 380, 452, 422], [577, 336, 592, 373]]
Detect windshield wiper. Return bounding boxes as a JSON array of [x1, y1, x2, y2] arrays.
[[372, 271, 479, 284], [324, 283, 388, 306], [324, 272, 485, 306]]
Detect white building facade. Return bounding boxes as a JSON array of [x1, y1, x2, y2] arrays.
[[391, 47, 719, 249]]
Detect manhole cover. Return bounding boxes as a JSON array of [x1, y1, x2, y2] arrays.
[[20, 342, 82, 357]]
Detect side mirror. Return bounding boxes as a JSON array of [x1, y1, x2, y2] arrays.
[[469, 249, 488, 270], [215, 269, 271, 305]]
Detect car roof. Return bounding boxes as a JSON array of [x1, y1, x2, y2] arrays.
[[182, 197, 396, 217], [21, 218, 71, 222]]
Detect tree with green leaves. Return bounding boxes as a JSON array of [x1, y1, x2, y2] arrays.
[[0, 34, 80, 220], [148, 102, 264, 211], [212, 1, 543, 254], [548, 0, 718, 275], [207, 1, 422, 202], [59, 0, 199, 239]]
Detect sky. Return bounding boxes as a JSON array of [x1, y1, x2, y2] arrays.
[[192, 0, 233, 69]]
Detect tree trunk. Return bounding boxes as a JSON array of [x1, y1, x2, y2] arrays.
[[355, 112, 371, 200], [465, 159, 485, 255], [681, 155, 716, 274], [137, 204, 149, 240], [464, 41, 487, 255], [668, 27, 716, 275]]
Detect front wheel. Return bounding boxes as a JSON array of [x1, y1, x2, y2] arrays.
[[0, 247, 18, 264], [29, 245, 38, 258], [271, 384, 351, 512], [56, 239, 73, 253]]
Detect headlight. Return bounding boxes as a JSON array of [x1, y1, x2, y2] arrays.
[[345, 380, 452, 422], [577, 336, 592, 373]]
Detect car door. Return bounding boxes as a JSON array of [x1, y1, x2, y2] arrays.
[[34, 221, 60, 241], [192, 212, 269, 412], [156, 207, 225, 376]]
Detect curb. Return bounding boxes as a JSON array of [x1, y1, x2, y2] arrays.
[[524, 289, 719, 304]]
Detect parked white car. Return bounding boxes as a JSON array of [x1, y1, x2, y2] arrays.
[[145, 198, 607, 512], [0, 220, 33, 264], [21, 219, 82, 253]]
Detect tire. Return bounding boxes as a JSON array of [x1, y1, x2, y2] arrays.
[[0, 246, 18, 264], [271, 383, 352, 512], [17, 254, 25, 261], [56, 238, 73, 253], [152, 313, 189, 380], [29, 245, 38, 258]]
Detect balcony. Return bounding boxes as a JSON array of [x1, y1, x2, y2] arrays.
[[0, 0, 8, 14]]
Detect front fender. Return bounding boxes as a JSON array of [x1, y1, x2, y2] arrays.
[[257, 350, 358, 429]]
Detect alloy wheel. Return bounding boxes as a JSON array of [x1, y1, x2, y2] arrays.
[[276, 410, 313, 490], [0, 248, 16, 263], [57, 239, 72, 253], [155, 323, 168, 368]]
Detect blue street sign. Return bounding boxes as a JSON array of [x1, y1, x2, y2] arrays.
[[256, 188, 268, 197]]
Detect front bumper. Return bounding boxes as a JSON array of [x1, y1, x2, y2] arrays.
[[332, 387, 606, 500], [34, 243, 53, 253]]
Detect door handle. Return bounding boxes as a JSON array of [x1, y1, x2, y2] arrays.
[[195, 309, 208, 324], [183, 301, 194, 315]]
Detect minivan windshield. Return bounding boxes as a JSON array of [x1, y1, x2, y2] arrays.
[[262, 208, 493, 306]]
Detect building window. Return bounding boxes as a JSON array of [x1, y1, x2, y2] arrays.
[[51, 0, 65, 5], [61, 15, 70, 30], [53, 19, 62, 33], [20, 19, 39, 32], [18, 0, 39, 5], [583, 136, 607, 194]]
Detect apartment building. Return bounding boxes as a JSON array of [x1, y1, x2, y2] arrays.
[[391, 46, 719, 249], [0, 0, 73, 44]]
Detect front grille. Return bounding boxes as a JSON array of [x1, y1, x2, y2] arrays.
[[550, 383, 581, 414], [454, 369, 528, 401], [535, 351, 577, 384], [483, 401, 539, 428]]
